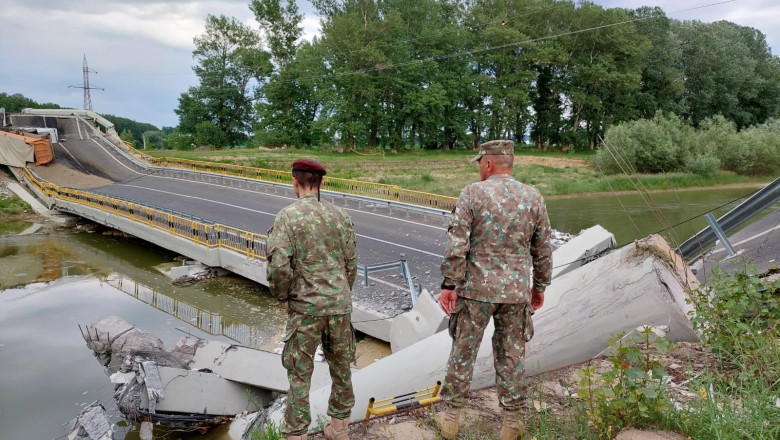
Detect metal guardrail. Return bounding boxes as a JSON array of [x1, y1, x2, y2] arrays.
[[22, 167, 268, 260], [357, 259, 421, 305], [676, 176, 780, 259], [116, 147, 458, 212]]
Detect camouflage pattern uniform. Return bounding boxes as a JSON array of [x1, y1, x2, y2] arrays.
[[267, 193, 358, 435], [440, 140, 552, 411]]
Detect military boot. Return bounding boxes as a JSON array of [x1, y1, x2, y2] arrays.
[[499, 409, 526, 440], [323, 417, 350, 440], [286, 434, 307, 440], [435, 406, 460, 439]]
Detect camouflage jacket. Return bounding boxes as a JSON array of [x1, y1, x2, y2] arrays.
[[267, 193, 357, 316], [441, 174, 552, 304]]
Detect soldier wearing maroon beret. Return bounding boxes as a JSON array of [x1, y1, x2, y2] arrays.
[[267, 158, 358, 440]]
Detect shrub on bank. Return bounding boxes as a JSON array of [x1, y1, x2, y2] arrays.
[[595, 113, 780, 177]]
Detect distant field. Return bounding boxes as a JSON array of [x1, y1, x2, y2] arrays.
[[144, 148, 770, 197]]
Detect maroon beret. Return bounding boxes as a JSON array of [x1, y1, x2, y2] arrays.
[[292, 158, 327, 176]]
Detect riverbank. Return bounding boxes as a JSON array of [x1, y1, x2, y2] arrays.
[[0, 180, 47, 236], [144, 148, 773, 198]]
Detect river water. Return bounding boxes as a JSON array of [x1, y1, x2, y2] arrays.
[[0, 185, 771, 439]]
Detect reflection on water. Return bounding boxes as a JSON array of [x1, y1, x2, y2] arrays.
[[0, 230, 391, 439], [104, 274, 275, 350]]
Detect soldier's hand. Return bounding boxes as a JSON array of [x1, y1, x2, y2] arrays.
[[531, 289, 544, 311], [282, 301, 290, 314], [439, 289, 457, 316]]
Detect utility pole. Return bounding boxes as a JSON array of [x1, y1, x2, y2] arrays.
[[69, 54, 104, 111]]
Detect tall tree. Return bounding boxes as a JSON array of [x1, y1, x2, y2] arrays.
[[175, 14, 272, 148], [559, 2, 648, 150], [250, 0, 303, 67], [254, 41, 330, 147], [673, 20, 780, 128], [631, 6, 685, 119]]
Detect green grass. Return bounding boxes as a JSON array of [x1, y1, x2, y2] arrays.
[[0, 194, 31, 215], [0, 220, 31, 236], [144, 148, 771, 198]]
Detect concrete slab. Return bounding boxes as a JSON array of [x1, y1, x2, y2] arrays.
[[187, 340, 332, 393], [5, 181, 72, 223], [388, 289, 447, 352], [139, 366, 272, 415], [552, 224, 615, 278], [383, 225, 616, 352], [17, 223, 43, 235]]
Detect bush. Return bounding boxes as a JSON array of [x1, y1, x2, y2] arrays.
[[165, 131, 193, 150], [596, 113, 780, 177], [595, 112, 693, 174], [723, 125, 780, 175], [683, 154, 720, 177]]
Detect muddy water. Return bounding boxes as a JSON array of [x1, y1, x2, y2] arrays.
[[0, 232, 288, 440]]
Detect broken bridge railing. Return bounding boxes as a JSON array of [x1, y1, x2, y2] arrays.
[[357, 259, 422, 305]]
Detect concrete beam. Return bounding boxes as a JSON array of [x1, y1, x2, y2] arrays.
[[186, 340, 332, 393], [139, 366, 273, 415]]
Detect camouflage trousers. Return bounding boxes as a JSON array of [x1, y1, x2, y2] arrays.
[[282, 312, 356, 435], [441, 297, 534, 410]]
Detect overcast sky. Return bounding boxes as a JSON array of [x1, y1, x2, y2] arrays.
[[1, 0, 776, 128]]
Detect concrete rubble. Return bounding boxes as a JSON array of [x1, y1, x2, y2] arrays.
[[66, 401, 113, 440], [79, 316, 279, 437]]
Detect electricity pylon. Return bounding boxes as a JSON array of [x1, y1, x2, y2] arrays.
[[69, 54, 104, 111]]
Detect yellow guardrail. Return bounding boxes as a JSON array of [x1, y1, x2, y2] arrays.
[[365, 381, 441, 419], [117, 144, 458, 212], [23, 167, 267, 260]]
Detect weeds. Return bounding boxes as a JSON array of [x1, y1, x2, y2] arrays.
[[249, 419, 284, 440], [575, 328, 673, 439], [688, 268, 780, 385]]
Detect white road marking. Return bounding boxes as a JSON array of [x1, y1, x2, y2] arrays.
[[115, 177, 447, 231], [112, 184, 277, 216], [89, 139, 147, 175], [356, 234, 443, 258], [709, 223, 780, 255], [111, 184, 444, 257]]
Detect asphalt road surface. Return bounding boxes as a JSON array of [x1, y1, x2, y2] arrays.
[[40, 118, 451, 315]]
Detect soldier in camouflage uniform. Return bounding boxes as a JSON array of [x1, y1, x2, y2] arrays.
[[267, 158, 358, 440], [437, 140, 553, 440]]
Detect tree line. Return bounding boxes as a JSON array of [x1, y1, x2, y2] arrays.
[[172, 0, 780, 152], [0, 92, 171, 148]]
